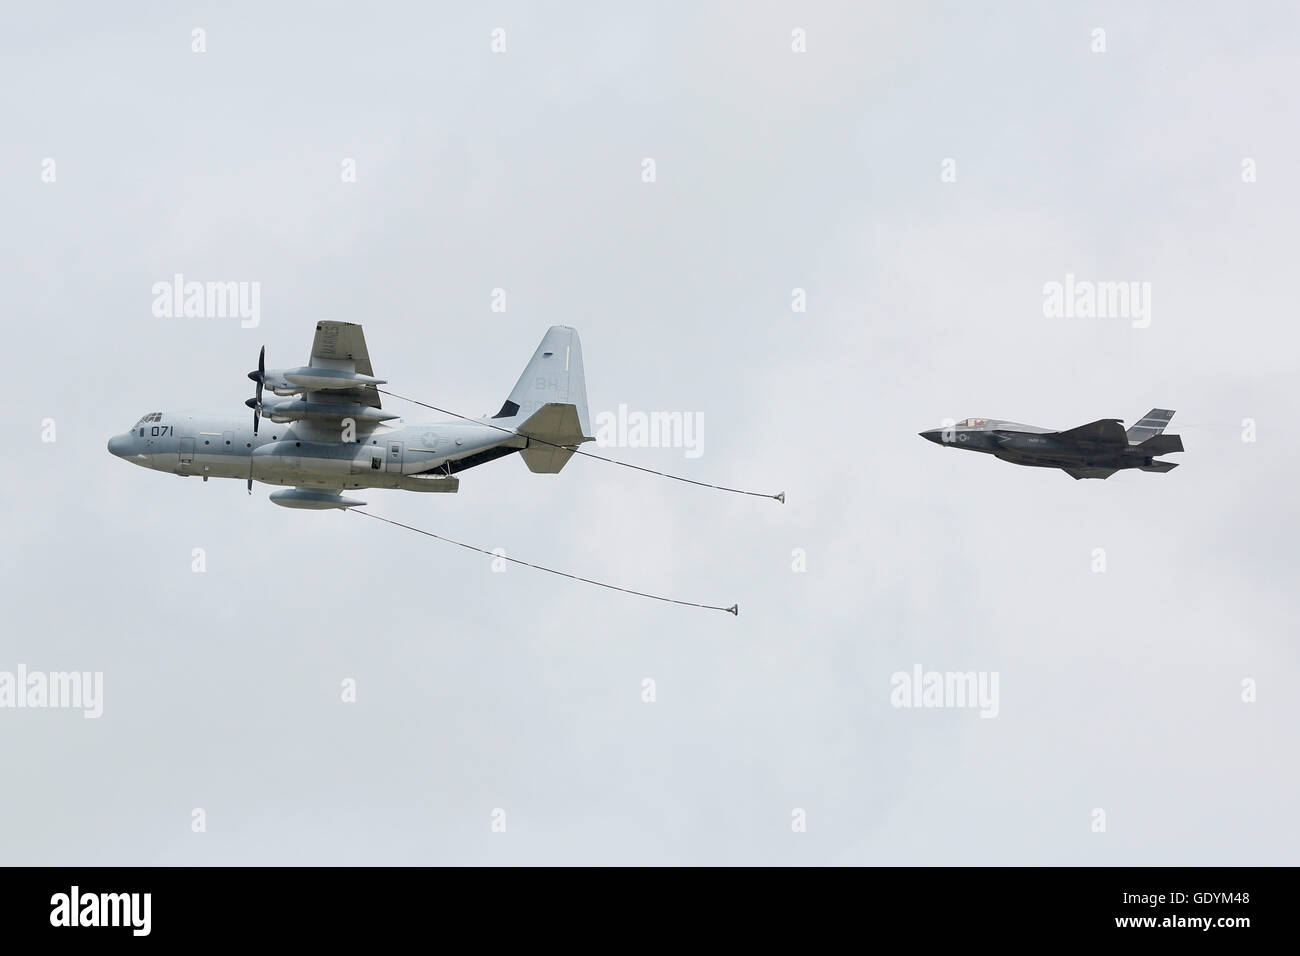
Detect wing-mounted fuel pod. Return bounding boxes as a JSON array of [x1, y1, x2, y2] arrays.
[[269, 488, 366, 510]]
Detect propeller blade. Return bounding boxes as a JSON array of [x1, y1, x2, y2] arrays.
[[245, 345, 266, 488], [250, 345, 265, 435], [247, 345, 265, 383]]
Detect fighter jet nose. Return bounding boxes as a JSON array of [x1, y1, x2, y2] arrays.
[[919, 429, 943, 445], [108, 434, 128, 457]]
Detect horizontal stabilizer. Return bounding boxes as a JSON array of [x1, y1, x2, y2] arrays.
[[521, 446, 574, 473], [1063, 467, 1118, 480], [1140, 460, 1179, 473], [1054, 419, 1128, 445], [517, 402, 592, 474], [1137, 433, 1183, 455]]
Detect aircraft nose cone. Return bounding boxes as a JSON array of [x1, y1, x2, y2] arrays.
[[108, 434, 128, 457], [919, 429, 944, 445]]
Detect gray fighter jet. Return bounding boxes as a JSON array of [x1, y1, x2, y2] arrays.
[[919, 409, 1183, 479]]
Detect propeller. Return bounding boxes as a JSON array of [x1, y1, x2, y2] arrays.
[[245, 345, 265, 436], [245, 345, 265, 494]]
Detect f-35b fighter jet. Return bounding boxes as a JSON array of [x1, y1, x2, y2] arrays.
[[919, 409, 1184, 480]]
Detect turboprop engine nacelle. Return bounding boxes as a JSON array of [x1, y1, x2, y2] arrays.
[[264, 367, 387, 394], [257, 398, 398, 424], [281, 367, 387, 390]]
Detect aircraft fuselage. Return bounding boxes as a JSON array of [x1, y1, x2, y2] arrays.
[[107, 413, 522, 492]]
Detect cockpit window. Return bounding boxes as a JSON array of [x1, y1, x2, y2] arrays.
[[956, 418, 989, 427], [134, 412, 162, 425]]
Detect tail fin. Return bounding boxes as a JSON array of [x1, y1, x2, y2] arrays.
[[494, 326, 590, 428], [1127, 408, 1175, 443], [492, 326, 592, 473]]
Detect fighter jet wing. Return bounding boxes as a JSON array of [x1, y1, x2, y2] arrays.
[[307, 321, 382, 410], [1063, 467, 1118, 480], [1052, 419, 1127, 445]]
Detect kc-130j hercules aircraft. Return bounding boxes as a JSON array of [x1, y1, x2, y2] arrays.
[[919, 409, 1184, 479], [108, 322, 593, 509]]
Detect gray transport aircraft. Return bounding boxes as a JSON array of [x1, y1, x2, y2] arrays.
[[108, 322, 593, 509], [919, 409, 1184, 479]]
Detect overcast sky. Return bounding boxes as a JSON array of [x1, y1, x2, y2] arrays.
[[1, 1, 1296, 865]]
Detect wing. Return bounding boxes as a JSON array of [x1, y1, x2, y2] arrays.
[[1063, 467, 1118, 480], [1053, 418, 1127, 445], [259, 322, 396, 432], [308, 321, 382, 410]]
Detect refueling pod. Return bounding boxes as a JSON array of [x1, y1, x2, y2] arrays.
[[269, 488, 366, 510]]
